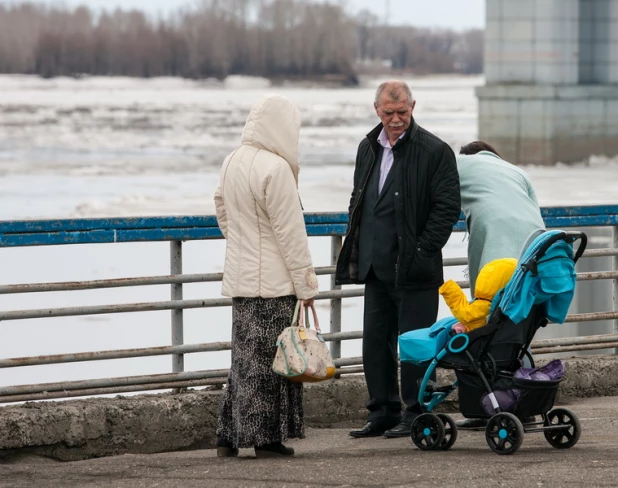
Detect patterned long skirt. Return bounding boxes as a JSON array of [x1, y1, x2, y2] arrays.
[[216, 295, 304, 448]]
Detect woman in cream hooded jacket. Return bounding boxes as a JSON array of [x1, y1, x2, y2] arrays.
[[214, 95, 318, 458], [214, 95, 318, 300]]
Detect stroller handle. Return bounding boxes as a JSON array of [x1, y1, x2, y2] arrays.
[[534, 231, 587, 264]]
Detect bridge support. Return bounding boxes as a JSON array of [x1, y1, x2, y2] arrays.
[[478, 0, 618, 165]]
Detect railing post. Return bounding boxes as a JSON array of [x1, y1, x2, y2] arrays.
[[330, 235, 342, 360], [614, 226, 618, 355], [170, 240, 184, 375]]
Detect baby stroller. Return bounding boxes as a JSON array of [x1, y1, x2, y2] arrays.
[[400, 230, 587, 455]]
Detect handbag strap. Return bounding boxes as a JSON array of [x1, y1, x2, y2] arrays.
[[298, 301, 321, 333], [290, 299, 302, 327]]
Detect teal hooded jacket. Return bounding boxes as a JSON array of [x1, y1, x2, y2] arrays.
[[457, 151, 546, 294]]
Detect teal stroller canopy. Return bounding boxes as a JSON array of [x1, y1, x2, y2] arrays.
[[499, 230, 580, 325]]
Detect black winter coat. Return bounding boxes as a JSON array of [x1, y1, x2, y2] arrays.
[[335, 120, 461, 289]]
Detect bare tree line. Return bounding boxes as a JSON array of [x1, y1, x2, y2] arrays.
[[0, 0, 483, 80]]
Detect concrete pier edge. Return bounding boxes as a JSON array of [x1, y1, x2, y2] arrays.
[[1, 355, 617, 462]]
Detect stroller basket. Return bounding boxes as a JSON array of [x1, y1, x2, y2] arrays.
[[457, 370, 561, 419], [512, 377, 562, 419]]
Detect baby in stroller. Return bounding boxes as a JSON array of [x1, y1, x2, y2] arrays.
[[398, 230, 587, 454], [439, 257, 517, 334]]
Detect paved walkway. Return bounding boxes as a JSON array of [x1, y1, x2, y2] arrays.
[[2, 396, 618, 488]]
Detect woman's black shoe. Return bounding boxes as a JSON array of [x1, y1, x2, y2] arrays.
[[216, 437, 239, 457], [254, 442, 294, 458]]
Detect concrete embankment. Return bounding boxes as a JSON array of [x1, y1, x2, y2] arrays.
[[1, 355, 617, 461]]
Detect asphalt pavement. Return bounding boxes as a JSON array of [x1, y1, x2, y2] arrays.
[[1, 396, 617, 488]]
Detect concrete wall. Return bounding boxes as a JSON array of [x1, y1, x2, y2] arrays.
[[1, 355, 618, 462], [477, 84, 618, 164], [479, 0, 618, 165]]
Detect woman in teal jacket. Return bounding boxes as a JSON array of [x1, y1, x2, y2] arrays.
[[457, 141, 546, 295]]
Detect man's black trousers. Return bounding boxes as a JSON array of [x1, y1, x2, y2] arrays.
[[362, 273, 439, 425]]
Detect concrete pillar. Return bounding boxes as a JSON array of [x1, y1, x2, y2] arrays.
[[478, 0, 618, 165], [580, 0, 618, 84], [485, 0, 579, 85]]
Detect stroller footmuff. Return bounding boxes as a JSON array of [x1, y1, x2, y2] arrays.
[[400, 230, 587, 454]]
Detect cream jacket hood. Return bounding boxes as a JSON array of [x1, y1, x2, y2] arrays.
[[214, 95, 318, 299]]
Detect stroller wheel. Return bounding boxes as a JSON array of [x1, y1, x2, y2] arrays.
[[411, 413, 445, 451], [485, 412, 524, 455], [436, 414, 458, 450], [543, 408, 581, 449]]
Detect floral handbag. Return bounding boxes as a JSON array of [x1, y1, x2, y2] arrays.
[[272, 300, 336, 383]]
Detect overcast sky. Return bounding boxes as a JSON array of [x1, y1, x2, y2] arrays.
[[11, 0, 485, 29]]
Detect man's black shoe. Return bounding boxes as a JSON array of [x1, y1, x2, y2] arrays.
[[456, 418, 488, 428], [384, 421, 412, 438], [349, 421, 392, 438]]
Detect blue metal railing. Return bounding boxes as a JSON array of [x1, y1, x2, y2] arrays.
[[0, 205, 617, 403], [0, 213, 348, 247], [2, 205, 618, 247]]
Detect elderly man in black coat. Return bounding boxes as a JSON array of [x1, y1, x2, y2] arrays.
[[336, 80, 461, 438]]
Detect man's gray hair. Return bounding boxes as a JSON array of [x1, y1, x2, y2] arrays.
[[374, 81, 414, 106]]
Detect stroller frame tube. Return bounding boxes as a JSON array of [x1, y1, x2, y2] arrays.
[[417, 338, 503, 416], [417, 353, 456, 412]]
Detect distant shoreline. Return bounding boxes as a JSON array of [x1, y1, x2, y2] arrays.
[[0, 71, 481, 88]]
